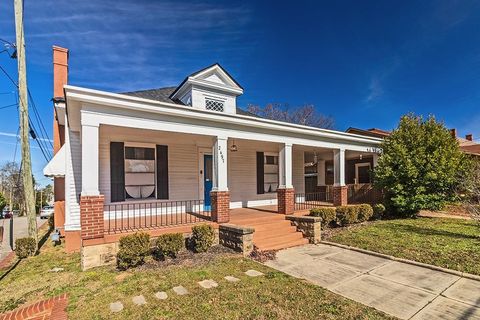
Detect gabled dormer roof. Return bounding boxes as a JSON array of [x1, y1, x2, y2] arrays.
[[169, 63, 243, 100]]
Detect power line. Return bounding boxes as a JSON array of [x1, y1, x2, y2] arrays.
[[0, 64, 52, 160], [0, 103, 18, 110]]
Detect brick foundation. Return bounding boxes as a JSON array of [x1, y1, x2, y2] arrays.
[[80, 195, 105, 240], [211, 191, 230, 223], [333, 186, 348, 206], [277, 188, 294, 215]]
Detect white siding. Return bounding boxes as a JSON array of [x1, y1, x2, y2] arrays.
[[65, 130, 82, 230], [97, 126, 306, 208], [99, 126, 211, 204]]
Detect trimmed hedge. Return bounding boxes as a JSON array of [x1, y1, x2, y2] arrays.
[[309, 207, 336, 229], [117, 232, 151, 270], [373, 203, 386, 220], [155, 233, 184, 258], [15, 237, 36, 258], [357, 204, 374, 222], [335, 206, 359, 226], [191, 224, 215, 253]]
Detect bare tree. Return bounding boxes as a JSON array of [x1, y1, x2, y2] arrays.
[[458, 158, 480, 221], [0, 162, 25, 215], [247, 103, 335, 129]]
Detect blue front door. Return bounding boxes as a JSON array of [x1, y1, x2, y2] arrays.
[[204, 155, 213, 210]]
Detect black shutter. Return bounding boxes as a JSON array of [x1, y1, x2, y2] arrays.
[[110, 142, 125, 202], [256, 152, 264, 194], [156, 145, 169, 199]]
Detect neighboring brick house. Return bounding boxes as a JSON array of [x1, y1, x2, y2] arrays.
[[346, 127, 480, 157], [43, 46, 382, 268]]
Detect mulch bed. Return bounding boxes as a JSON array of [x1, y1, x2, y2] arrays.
[[139, 245, 239, 270]]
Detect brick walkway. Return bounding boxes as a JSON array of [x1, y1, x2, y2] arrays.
[[0, 294, 68, 320]]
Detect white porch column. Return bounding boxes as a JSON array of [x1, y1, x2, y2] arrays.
[[372, 153, 379, 167], [279, 143, 293, 189], [333, 148, 346, 186], [317, 159, 326, 186], [212, 136, 228, 191], [81, 124, 100, 196]]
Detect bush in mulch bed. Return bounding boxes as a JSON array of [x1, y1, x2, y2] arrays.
[[140, 245, 237, 269]]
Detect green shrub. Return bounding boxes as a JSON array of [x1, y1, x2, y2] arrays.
[[336, 206, 359, 226], [357, 204, 374, 222], [117, 232, 151, 270], [310, 207, 337, 229], [373, 203, 386, 220], [15, 237, 36, 258], [155, 233, 184, 258], [191, 224, 215, 253]]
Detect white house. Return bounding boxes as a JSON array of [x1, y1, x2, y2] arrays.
[[44, 46, 381, 266]]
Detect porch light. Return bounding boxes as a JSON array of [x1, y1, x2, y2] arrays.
[[359, 154, 363, 160], [230, 139, 238, 152]]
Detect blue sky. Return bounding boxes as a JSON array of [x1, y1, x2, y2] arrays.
[[1, 0, 480, 186]]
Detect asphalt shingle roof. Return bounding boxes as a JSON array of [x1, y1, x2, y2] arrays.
[[121, 86, 256, 117]]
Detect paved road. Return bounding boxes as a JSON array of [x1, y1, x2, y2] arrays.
[[0, 216, 46, 262], [266, 244, 480, 320]]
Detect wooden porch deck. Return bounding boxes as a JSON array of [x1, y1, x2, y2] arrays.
[[229, 206, 309, 251]]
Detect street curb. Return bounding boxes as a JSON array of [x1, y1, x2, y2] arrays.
[[321, 240, 480, 282]]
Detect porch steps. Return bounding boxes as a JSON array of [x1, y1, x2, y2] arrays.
[[229, 207, 309, 251]]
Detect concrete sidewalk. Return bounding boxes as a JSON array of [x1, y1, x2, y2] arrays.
[[0, 216, 45, 262], [265, 244, 480, 320]]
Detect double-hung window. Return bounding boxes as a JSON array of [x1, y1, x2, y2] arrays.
[[124, 146, 156, 199]]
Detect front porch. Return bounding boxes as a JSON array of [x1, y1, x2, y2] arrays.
[[74, 123, 380, 252]]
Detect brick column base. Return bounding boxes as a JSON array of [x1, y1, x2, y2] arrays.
[[333, 186, 348, 206], [277, 188, 295, 215], [80, 195, 105, 240], [211, 191, 230, 223]]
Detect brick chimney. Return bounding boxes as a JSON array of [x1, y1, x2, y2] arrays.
[[53, 46, 68, 154], [466, 134, 473, 141], [52, 46, 68, 238], [53, 46, 68, 100], [450, 128, 457, 138]]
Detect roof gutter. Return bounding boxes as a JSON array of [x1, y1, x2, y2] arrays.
[[64, 85, 382, 146]]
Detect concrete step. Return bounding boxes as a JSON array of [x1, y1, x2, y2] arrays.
[[256, 237, 309, 251]]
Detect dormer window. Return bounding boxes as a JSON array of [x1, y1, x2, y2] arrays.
[[205, 98, 224, 112], [169, 64, 243, 114]]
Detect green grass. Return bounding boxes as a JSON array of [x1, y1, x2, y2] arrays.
[[0, 241, 393, 319], [329, 217, 480, 275]]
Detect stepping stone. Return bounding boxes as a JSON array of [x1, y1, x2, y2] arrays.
[[173, 286, 189, 295], [132, 295, 147, 305], [245, 269, 264, 277], [110, 301, 124, 313], [224, 276, 240, 282], [198, 279, 219, 289], [49, 267, 64, 272], [154, 291, 168, 300]]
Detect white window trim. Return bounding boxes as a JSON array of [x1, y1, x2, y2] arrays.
[[263, 152, 279, 193], [124, 142, 157, 201], [354, 162, 371, 185]]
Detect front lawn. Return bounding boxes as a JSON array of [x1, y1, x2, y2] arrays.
[[327, 217, 480, 275], [0, 240, 393, 319]]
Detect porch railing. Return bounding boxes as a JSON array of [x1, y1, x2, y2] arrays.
[[294, 190, 333, 211], [104, 199, 211, 234], [347, 184, 382, 204]]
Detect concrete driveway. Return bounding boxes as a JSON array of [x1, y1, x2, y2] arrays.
[[265, 244, 480, 320]]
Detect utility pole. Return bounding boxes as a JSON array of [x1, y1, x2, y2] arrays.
[[14, 0, 38, 246]]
